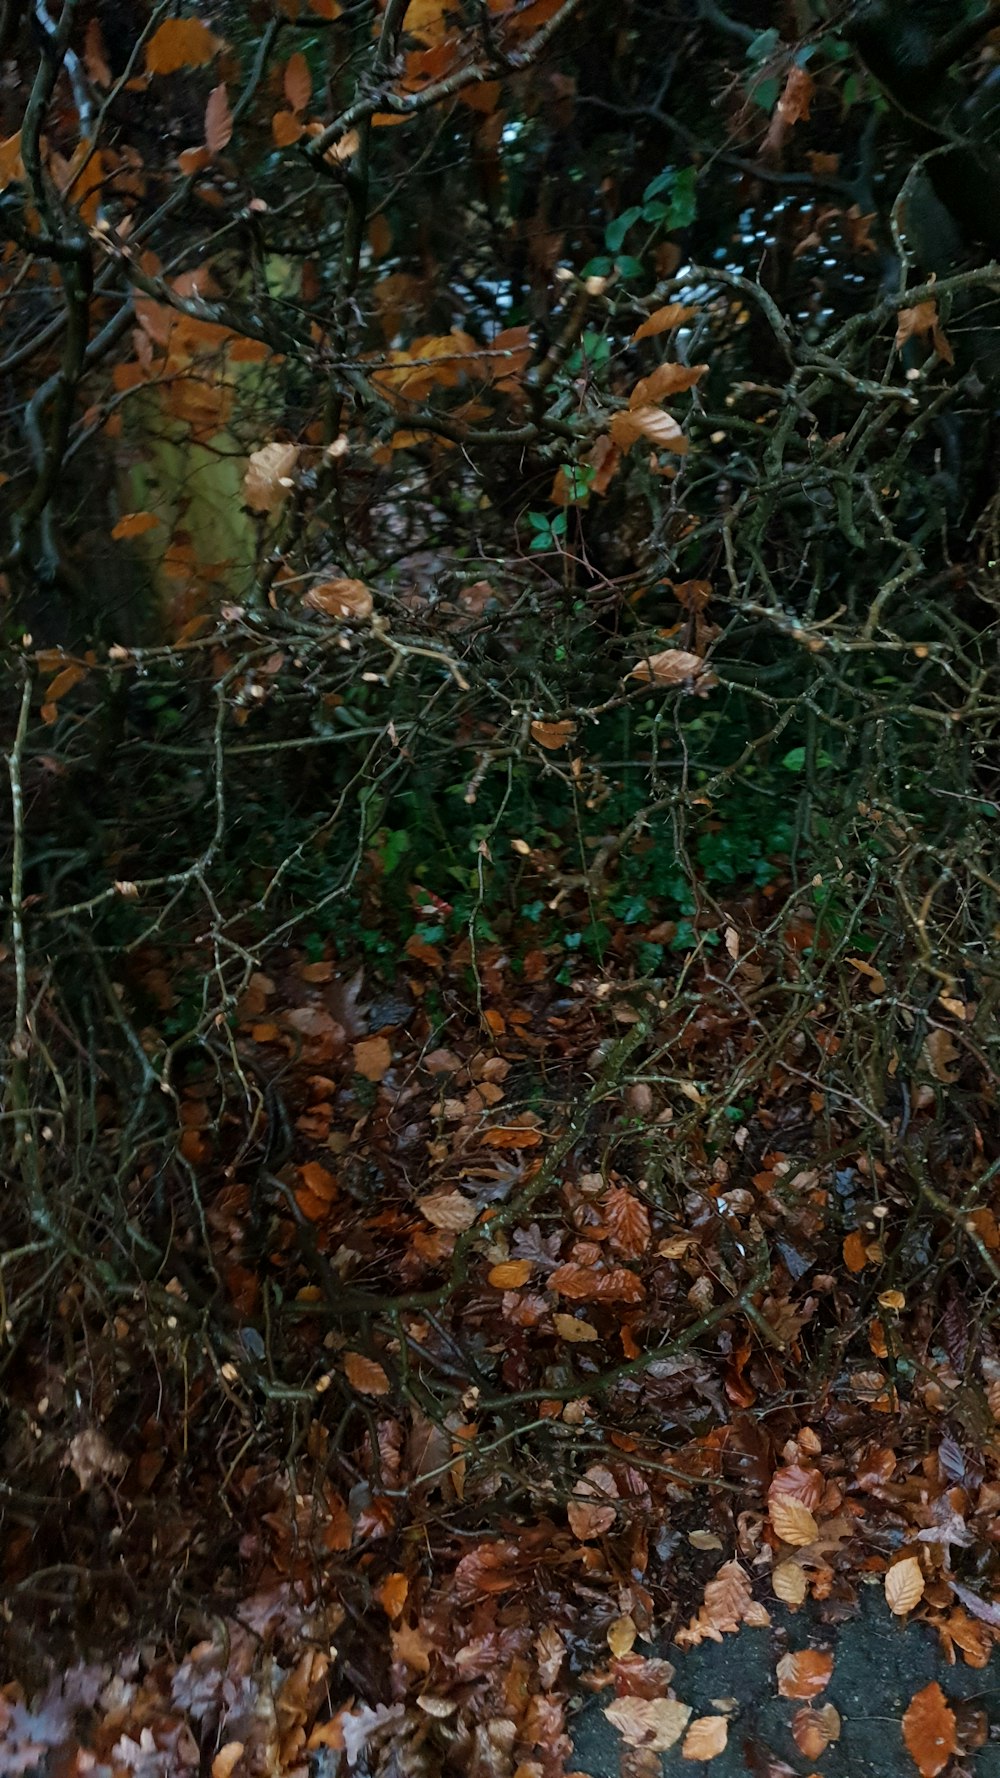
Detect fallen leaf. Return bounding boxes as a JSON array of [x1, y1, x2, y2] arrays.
[[768, 1495, 818, 1547], [418, 1191, 478, 1231], [211, 1745, 244, 1778], [488, 1259, 532, 1289], [604, 1697, 692, 1752], [205, 83, 233, 154], [902, 1682, 957, 1778], [922, 1027, 961, 1084], [843, 1229, 868, 1273], [568, 1464, 618, 1540], [772, 1561, 807, 1606], [791, 1704, 840, 1760], [343, 1352, 390, 1395], [775, 1649, 833, 1700], [354, 1035, 391, 1080], [552, 1312, 599, 1341], [681, 1716, 728, 1761], [146, 15, 221, 74], [628, 649, 709, 686], [303, 578, 375, 621], [378, 1572, 408, 1618], [603, 1184, 651, 1257], [482, 1125, 543, 1149], [607, 1615, 636, 1658], [111, 510, 161, 540], [530, 719, 576, 750], [886, 1556, 925, 1616], [244, 442, 298, 513]]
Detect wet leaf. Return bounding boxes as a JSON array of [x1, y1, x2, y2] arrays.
[[487, 1259, 532, 1289], [768, 1495, 818, 1547], [901, 1682, 957, 1778], [681, 1716, 728, 1761], [343, 1352, 391, 1395], [791, 1704, 840, 1760], [604, 1697, 692, 1752], [353, 1035, 392, 1080], [418, 1190, 478, 1230], [775, 1649, 833, 1700]]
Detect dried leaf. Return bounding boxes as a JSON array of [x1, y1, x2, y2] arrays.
[[482, 1125, 543, 1149], [111, 510, 161, 540], [676, 1561, 770, 1646], [628, 649, 708, 687], [211, 1745, 244, 1778], [353, 1035, 391, 1081], [284, 51, 312, 114], [791, 1704, 840, 1760], [378, 1572, 408, 1618], [629, 363, 707, 407], [632, 303, 697, 341], [772, 1562, 807, 1606], [244, 442, 298, 513], [604, 1697, 692, 1752], [610, 404, 688, 454], [681, 1716, 728, 1761], [552, 1312, 599, 1341], [922, 1027, 961, 1084], [418, 1191, 478, 1231], [303, 578, 375, 621], [568, 1464, 618, 1540], [843, 1229, 868, 1272], [895, 301, 954, 366], [487, 1259, 532, 1289], [775, 1649, 833, 1700], [902, 1682, 957, 1778], [777, 65, 814, 124], [530, 719, 576, 750], [344, 1351, 391, 1395], [768, 1495, 818, 1547], [603, 1185, 651, 1257], [205, 84, 233, 154], [886, 1556, 925, 1616], [607, 1615, 637, 1658], [147, 16, 221, 75], [45, 663, 87, 703], [273, 110, 304, 147], [548, 1263, 644, 1303]]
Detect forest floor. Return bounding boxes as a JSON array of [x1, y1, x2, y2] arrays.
[[4, 880, 1000, 1778]]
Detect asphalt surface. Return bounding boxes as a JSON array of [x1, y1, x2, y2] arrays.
[[570, 1586, 1000, 1776]]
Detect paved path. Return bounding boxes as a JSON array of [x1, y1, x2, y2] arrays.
[[571, 1589, 1000, 1776]]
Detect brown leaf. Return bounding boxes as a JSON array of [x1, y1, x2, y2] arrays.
[[83, 18, 111, 86], [628, 648, 709, 687], [244, 442, 298, 513], [604, 1698, 692, 1752], [146, 16, 221, 74], [843, 1229, 868, 1272], [632, 303, 697, 341], [791, 1704, 840, 1761], [273, 109, 304, 147], [922, 1027, 961, 1084], [284, 51, 312, 114], [204, 84, 233, 155], [530, 719, 576, 750], [629, 363, 707, 407], [777, 65, 814, 124], [211, 1745, 244, 1778], [303, 578, 374, 621], [353, 1035, 391, 1080], [676, 1560, 771, 1647], [603, 1185, 651, 1257], [569, 1464, 618, 1540], [895, 300, 954, 365], [66, 1428, 127, 1490], [344, 1352, 391, 1396], [482, 1125, 542, 1149], [775, 1649, 833, 1700], [45, 663, 87, 703], [886, 1556, 925, 1617], [418, 1190, 477, 1231], [902, 1683, 957, 1778], [768, 1462, 823, 1512], [610, 405, 688, 454], [548, 1262, 643, 1303], [681, 1716, 728, 1761]]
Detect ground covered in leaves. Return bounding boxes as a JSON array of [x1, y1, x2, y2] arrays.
[[5, 879, 1000, 1778]]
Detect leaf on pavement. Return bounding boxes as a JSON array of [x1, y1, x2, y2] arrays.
[[604, 1697, 692, 1752], [775, 1649, 833, 1700], [901, 1682, 957, 1778]]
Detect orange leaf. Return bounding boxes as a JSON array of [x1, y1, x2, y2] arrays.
[[610, 404, 687, 454], [482, 1125, 542, 1149], [205, 84, 233, 155], [378, 1571, 408, 1619], [272, 109, 304, 147], [353, 1035, 391, 1080], [775, 1649, 833, 1700], [211, 1745, 244, 1778], [553, 1312, 599, 1341], [45, 663, 87, 703], [284, 51, 312, 114], [418, 1190, 477, 1230], [632, 303, 697, 341], [530, 718, 576, 750], [902, 1683, 957, 1778], [487, 1259, 532, 1289], [299, 1161, 337, 1202], [146, 16, 221, 75], [681, 1716, 728, 1761], [791, 1704, 840, 1760], [629, 362, 707, 407], [303, 578, 374, 621], [628, 648, 709, 687], [83, 19, 111, 87], [111, 510, 161, 540], [843, 1229, 868, 1273], [343, 1351, 391, 1395]]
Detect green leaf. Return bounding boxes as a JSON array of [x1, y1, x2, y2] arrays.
[[752, 74, 780, 111], [605, 205, 642, 252], [781, 747, 806, 772], [746, 26, 780, 64], [615, 255, 646, 280], [667, 166, 697, 230]]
